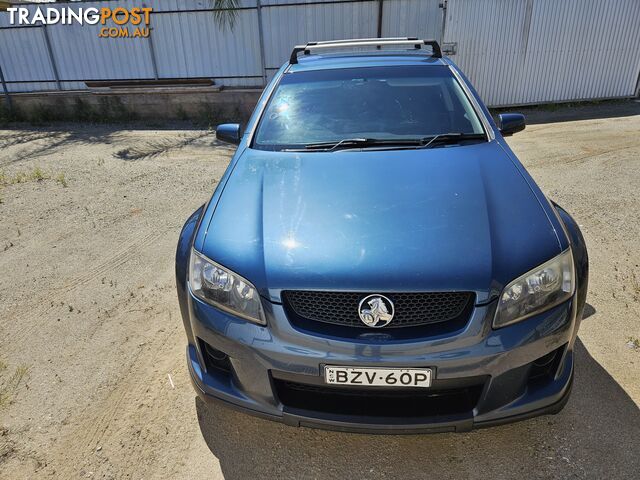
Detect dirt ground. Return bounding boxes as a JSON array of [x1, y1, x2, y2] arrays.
[[1, 101, 639, 479]]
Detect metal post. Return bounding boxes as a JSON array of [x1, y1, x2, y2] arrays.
[[439, 1, 447, 45], [0, 61, 11, 110], [144, 4, 159, 79], [376, 0, 384, 38], [256, 0, 268, 86], [147, 32, 160, 80], [42, 25, 61, 90]]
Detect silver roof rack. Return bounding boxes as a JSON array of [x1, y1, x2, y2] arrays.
[[289, 38, 442, 64]]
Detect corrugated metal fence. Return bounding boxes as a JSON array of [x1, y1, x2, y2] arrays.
[[0, 0, 442, 91], [444, 0, 640, 106], [0, 0, 639, 106]]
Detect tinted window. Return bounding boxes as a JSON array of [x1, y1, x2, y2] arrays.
[[253, 65, 484, 150]]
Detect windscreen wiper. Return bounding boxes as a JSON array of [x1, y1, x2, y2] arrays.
[[418, 133, 486, 149], [301, 138, 426, 152], [284, 133, 486, 152], [308, 138, 371, 151], [296, 137, 429, 152]]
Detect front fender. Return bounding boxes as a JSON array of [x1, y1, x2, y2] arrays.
[[176, 204, 205, 343], [552, 202, 589, 321]]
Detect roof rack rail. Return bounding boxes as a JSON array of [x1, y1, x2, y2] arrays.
[[289, 38, 442, 64]]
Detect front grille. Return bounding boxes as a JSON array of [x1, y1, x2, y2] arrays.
[[273, 379, 484, 419], [282, 290, 474, 328]]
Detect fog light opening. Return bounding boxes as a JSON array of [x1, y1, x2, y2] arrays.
[[199, 339, 232, 375], [533, 350, 557, 368], [528, 345, 566, 384], [205, 344, 228, 362]]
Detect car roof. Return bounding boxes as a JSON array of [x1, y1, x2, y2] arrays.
[[287, 52, 449, 73]]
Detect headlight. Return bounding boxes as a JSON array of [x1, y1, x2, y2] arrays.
[[493, 249, 574, 328], [189, 249, 266, 325]]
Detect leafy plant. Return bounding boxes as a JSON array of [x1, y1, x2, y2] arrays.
[[0, 168, 68, 186], [55, 173, 68, 187], [211, 0, 240, 29], [31, 167, 46, 181]]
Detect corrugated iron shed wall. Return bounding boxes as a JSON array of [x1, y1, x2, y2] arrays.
[[0, 0, 441, 92], [0, 0, 639, 106], [444, 0, 640, 106]]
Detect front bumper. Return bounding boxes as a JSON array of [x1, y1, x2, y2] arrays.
[[185, 292, 578, 434]]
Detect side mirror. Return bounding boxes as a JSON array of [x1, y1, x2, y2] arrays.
[[216, 123, 241, 145], [498, 113, 526, 137]]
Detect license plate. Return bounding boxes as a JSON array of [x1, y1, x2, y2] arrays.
[[324, 366, 432, 388]]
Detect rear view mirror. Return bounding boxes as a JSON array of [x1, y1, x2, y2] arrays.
[[498, 113, 526, 137], [216, 123, 242, 145]]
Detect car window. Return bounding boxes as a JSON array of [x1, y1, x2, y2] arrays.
[[253, 65, 485, 151]]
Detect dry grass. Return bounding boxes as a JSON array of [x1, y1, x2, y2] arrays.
[[0, 167, 68, 191]]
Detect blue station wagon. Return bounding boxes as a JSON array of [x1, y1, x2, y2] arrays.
[[176, 38, 589, 433]]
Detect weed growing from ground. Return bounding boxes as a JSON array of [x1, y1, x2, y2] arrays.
[[55, 173, 68, 187], [0, 168, 69, 199]]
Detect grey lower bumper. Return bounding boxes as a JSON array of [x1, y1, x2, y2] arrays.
[[188, 343, 574, 434]]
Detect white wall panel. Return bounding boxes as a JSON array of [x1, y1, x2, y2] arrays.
[[151, 9, 262, 79], [444, 0, 640, 106], [261, 1, 379, 70], [382, 0, 442, 41], [0, 27, 55, 82]]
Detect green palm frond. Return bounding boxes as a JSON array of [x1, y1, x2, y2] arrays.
[[211, 0, 240, 29]]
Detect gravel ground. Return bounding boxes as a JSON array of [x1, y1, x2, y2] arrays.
[[0, 101, 639, 479]]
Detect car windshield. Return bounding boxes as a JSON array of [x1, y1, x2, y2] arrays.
[[252, 65, 485, 151]]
